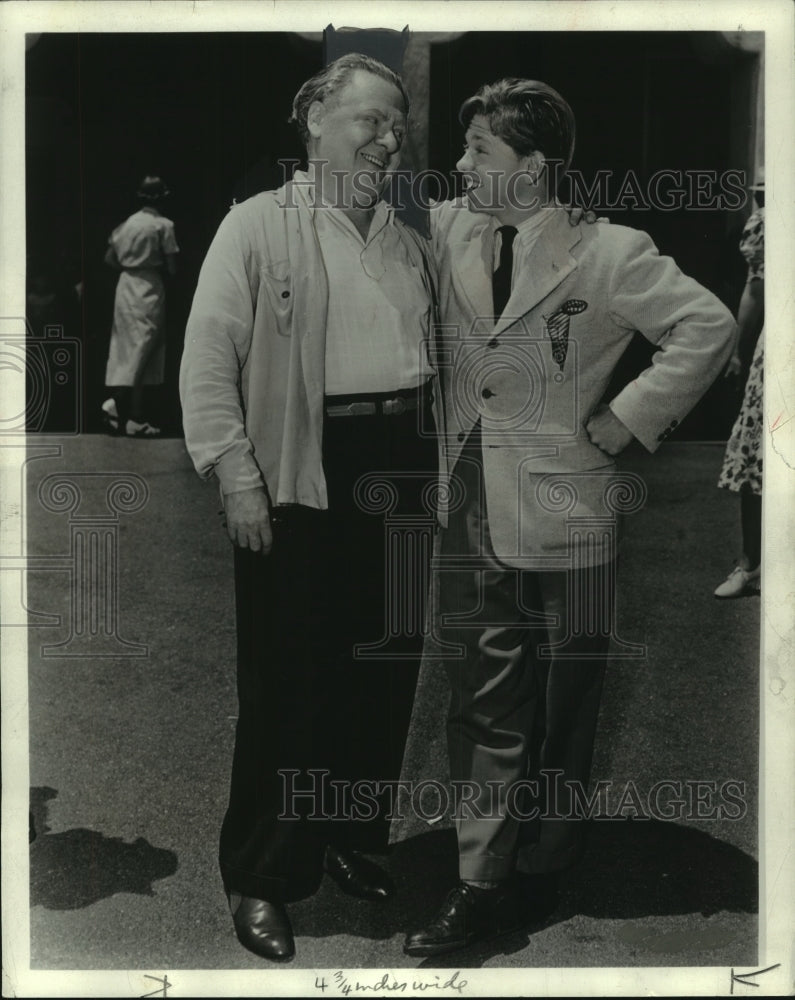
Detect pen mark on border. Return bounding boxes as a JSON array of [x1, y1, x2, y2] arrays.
[[730, 963, 781, 993], [140, 974, 171, 998]]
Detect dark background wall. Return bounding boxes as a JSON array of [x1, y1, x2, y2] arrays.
[[25, 30, 761, 437], [26, 32, 321, 432]]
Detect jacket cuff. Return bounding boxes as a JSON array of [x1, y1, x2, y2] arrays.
[[608, 396, 663, 454]]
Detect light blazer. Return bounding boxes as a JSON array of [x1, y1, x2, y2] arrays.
[[430, 200, 736, 568]]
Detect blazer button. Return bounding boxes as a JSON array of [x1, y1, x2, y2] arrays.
[[482, 388, 494, 399], [457, 432, 465, 442], [281, 290, 290, 299], [670, 419, 678, 428], [487, 338, 498, 348], [657, 433, 665, 442]]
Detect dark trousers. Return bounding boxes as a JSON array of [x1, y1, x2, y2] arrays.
[[220, 392, 437, 902], [440, 429, 614, 880]]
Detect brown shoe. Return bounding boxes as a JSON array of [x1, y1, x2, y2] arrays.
[[228, 892, 295, 962]]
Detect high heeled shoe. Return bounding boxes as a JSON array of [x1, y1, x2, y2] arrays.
[[101, 398, 120, 434], [714, 564, 761, 598]]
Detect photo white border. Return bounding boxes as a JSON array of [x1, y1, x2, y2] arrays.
[[2, 1, 793, 996]]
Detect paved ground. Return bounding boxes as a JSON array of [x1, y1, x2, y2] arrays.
[[18, 437, 760, 979]]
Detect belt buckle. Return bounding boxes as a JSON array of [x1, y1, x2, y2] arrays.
[[348, 401, 376, 416], [383, 397, 407, 416]]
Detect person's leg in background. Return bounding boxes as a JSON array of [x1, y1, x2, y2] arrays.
[[740, 485, 762, 574]]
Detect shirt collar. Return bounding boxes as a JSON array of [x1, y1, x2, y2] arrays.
[[292, 169, 394, 229], [492, 204, 559, 248]]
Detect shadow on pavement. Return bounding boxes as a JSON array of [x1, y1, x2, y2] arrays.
[[29, 786, 178, 910], [556, 817, 757, 920], [288, 820, 755, 963], [401, 820, 757, 968]]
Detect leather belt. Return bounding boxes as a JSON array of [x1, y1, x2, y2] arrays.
[[325, 384, 432, 418]]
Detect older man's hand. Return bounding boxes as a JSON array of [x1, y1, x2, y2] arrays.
[[223, 487, 273, 554], [586, 404, 635, 456]]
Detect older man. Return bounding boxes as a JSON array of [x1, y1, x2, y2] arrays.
[[180, 54, 438, 961], [403, 77, 736, 957]]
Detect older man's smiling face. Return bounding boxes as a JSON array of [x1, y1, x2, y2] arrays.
[[308, 69, 407, 209]]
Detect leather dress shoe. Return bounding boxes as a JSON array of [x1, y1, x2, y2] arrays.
[[323, 845, 394, 900], [403, 880, 525, 957], [228, 892, 295, 961]]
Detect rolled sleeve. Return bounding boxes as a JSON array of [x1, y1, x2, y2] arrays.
[[162, 219, 180, 255]]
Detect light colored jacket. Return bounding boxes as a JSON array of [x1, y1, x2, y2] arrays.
[[431, 200, 736, 567], [179, 181, 438, 506]]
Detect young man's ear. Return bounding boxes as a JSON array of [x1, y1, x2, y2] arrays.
[[523, 151, 546, 181]]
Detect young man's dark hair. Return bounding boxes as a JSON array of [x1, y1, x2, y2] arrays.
[[459, 77, 576, 179]]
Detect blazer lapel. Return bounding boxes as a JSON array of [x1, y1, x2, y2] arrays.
[[491, 209, 582, 339], [451, 220, 494, 326]]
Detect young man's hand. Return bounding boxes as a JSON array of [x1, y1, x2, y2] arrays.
[[566, 206, 602, 226], [586, 405, 635, 456], [223, 487, 273, 554]]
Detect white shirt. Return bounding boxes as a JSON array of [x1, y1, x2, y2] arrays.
[[492, 207, 559, 290], [109, 206, 179, 268], [307, 184, 433, 395]]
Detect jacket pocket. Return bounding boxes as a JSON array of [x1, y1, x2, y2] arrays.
[[260, 259, 294, 326]]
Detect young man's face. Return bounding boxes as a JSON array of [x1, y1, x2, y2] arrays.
[[308, 69, 407, 210], [456, 113, 539, 217]]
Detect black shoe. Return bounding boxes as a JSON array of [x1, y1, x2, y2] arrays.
[[323, 845, 394, 900], [513, 871, 561, 921], [228, 892, 295, 962], [403, 881, 525, 957]]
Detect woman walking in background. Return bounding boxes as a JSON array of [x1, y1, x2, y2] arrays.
[[715, 173, 764, 598], [102, 175, 179, 437]]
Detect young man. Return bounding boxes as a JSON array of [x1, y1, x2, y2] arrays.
[[404, 78, 736, 957], [180, 54, 439, 962]]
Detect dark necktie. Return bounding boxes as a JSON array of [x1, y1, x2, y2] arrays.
[[492, 225, 518, 320]]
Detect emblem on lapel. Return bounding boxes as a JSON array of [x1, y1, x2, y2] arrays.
[[543, 299, 588, 372]]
